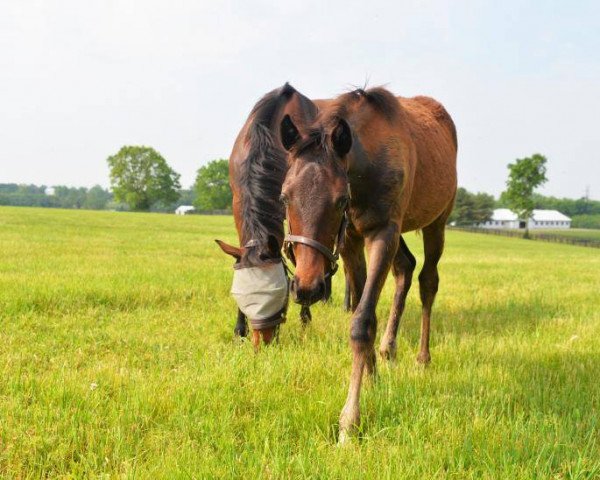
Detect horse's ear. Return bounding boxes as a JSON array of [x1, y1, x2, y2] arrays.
[[332, 118, 352, 157], [215, 239, 241, 260], [280, 114, 300, 151]]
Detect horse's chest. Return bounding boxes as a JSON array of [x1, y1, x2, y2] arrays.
[[349, 209, 383, 235], [348, 169, 403, 233]]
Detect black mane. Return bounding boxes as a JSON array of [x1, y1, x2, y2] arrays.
[[291, 86, 400, 158], [239, 83, 296, 253], [293, 126, 330, 159], [342, 87, 400, 121]]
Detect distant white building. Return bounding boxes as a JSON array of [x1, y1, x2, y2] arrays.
[[175, 205, 195, 215], [479, 209, 571, 229], [480, 208, 520, 229], [45, 187, 55, 196]]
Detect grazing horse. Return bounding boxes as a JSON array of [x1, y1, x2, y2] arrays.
[[279, 87, 457, 441], [216, 83, 336, 349]]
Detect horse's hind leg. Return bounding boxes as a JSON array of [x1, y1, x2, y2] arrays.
[[417, 216, 448, 364], [234, 308, 248, 338], [379, 236, 416, 361]]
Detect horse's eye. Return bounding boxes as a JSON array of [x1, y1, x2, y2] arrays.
[[336, 196, 349, 210]]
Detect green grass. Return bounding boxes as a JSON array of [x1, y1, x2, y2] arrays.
[[1, 206, 599, 479]]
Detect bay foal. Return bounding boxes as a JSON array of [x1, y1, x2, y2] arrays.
[[279, 87, 457, 441]]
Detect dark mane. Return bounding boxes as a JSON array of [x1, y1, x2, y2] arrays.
[[293, 126, 330, 159], [292, 87, 401, 157], [334, 86, 401, 121], [239, 83, 296, 252]]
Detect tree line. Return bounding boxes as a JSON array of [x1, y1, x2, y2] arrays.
[[0, 146, 229, 213], [2, 147, 599, 229]]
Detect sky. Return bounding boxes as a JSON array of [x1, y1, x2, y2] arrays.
[[1, 0, 599, 199]]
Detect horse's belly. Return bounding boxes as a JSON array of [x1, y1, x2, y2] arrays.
[[402, 157, 456, 232]]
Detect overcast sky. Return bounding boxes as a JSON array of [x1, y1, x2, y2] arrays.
[[1, 0, 599, 199]]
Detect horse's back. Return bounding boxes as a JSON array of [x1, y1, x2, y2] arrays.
[[398, 95, 457, 154], [398, 95, 457, 232]]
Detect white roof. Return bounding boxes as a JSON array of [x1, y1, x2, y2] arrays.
[[490, 208, 518, 221], [175, 205, 195, 212], [489, 208, 570, 222], [531, 209, 571, 221]]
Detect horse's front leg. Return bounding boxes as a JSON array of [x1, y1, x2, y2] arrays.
[[300, 305, 312, 325], [339, 222, 399, 443], [234, 308, 248, 338]]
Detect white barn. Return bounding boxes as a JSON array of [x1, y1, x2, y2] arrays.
[[480, 208, 520, 229], [529, 209, 571, 229], [175, 205, 195, 215], [479, 209, 571, 230]]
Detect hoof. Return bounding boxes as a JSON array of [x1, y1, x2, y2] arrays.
[[339, 407, 360, 444], [337, 429, 354, 446], [379, 342, 397, 361], [416, 351, 431, 365]]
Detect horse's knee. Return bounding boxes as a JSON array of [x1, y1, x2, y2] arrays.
[[350, 309, 377, 346]]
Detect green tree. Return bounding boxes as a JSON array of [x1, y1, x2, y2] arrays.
[[177, 188, 196, 206], [83, 185, 112, 210], [503, 153, 548, 238], [193, 159, 232, 211], [53, 186, 87, 209], [107, 146, 181, 211], [449, 187, 495, 226]]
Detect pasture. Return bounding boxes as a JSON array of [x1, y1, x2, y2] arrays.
[[1, 206, 599, 478]]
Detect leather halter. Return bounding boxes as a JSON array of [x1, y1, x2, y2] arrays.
[[283, 210, 348, 278]]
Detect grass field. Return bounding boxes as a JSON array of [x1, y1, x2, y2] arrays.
[[1, 206, 599, 479]]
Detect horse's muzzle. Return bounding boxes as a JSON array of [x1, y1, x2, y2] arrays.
[[290, 275, 326, 306], [231, 262, 289, 330]]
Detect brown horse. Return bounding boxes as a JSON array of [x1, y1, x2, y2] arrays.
[[279, 87, 457, 441], [216, 83, 344, 350]]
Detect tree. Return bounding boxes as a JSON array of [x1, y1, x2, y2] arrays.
[[177, 188, 196, 206], [503, 153, 548, 237], [107, 146, 181, 211], [83, 185, 112, 210], [193, 159, 232, 211], [449, 187, 494, 226], [53, 186, 87, 209]]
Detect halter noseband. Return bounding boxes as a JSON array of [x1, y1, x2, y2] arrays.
[[283, 210, 348, 279]]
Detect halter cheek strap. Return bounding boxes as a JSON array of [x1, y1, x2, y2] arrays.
[[283, 234, 339, 265], [283, 211, 348, 278]]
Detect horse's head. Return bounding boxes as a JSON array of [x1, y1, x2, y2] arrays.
[[279, 114, 352, 306], [216, 234, 288, 349]]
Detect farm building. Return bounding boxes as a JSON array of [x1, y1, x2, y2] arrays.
[[479, 209, 571, 229], [175, 205, 195, 215]]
